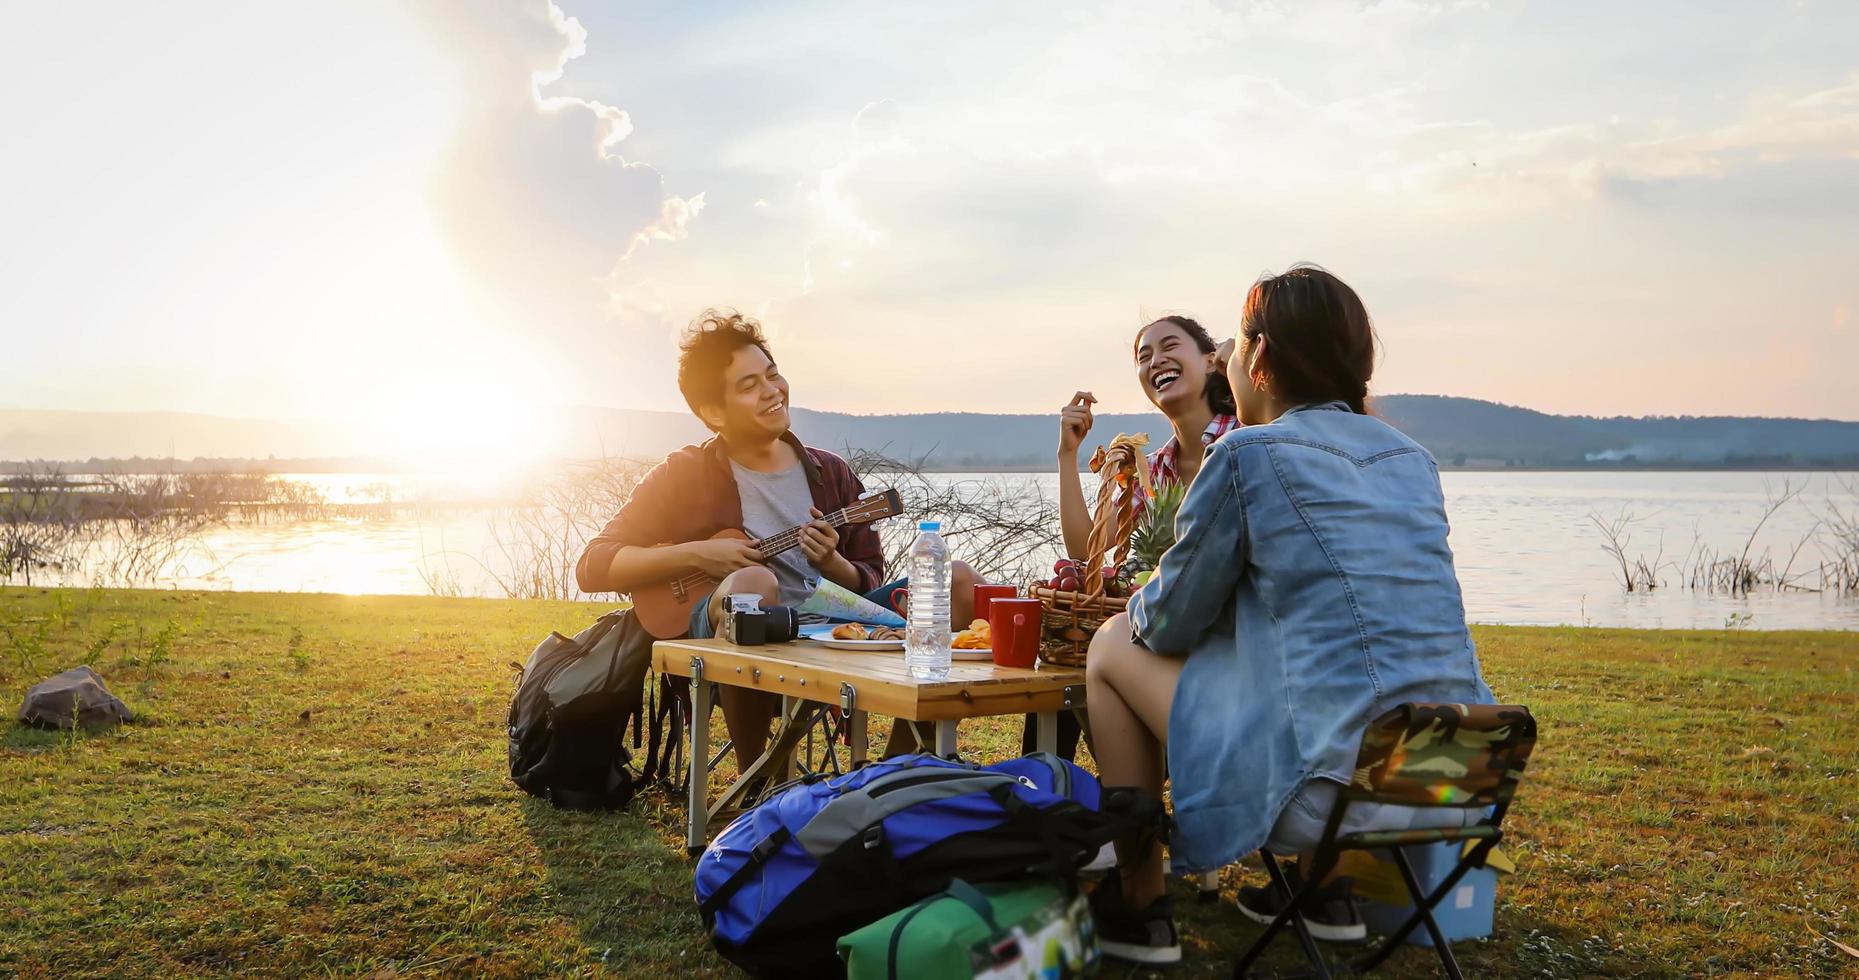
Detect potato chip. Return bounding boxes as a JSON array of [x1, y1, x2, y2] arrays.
[[951, 619, 992, 649]]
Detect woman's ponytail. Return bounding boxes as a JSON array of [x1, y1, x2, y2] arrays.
[[1240, 266, 1377, 415]]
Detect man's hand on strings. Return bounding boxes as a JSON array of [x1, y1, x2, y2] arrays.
[[799, 507, 842, 566]]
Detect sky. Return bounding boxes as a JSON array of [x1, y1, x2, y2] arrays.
[[3, 0, 1858, 459]]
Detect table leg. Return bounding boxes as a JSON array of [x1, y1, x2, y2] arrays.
[[1034, 711, 1058, 755], [779, 695, 798, 783], [706, 697, 815, 836], [934, 720, 958, 758], [686, 658, 710, 856], [847, 710, 869, 765]]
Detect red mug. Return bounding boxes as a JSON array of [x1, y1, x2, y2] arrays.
[[888, 587, 910, 616], [972, 584, 1016, 623], [988, 598, 1043, 669]]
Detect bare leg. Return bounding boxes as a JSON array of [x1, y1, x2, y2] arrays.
[[883, 717, 920, 758], [950, 560, 981, 626], [1085, 613, 1184, 909], [708, 567, 781, 770], [886, 561, 985, 757]]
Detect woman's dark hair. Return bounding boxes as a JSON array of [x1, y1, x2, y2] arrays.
[[1239, 265, 1376, 414], [677, 308, 773, 426], [1133, 315, 1238, 417]]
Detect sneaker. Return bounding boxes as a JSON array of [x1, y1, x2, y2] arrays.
[[1089, 881, 1182, 965], [1235, 865, 1366, 943]]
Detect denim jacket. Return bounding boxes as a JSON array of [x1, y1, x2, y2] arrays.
[[1127, 402, 1493, 870]]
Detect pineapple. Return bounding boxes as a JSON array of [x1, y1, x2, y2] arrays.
[[1124, 480, 1185, 577]]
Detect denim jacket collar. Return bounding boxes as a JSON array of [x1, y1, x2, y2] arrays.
[[1282, 400, 1352, 416]]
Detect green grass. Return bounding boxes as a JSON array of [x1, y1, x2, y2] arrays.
[[2, 586, 1857, 978]]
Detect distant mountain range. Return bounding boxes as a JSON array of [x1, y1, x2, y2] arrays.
[[3, 396, 1857, 472]]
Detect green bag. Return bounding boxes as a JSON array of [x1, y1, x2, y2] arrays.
[[837, 878, 1099, 980]]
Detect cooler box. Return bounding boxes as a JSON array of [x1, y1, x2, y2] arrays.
[[1336, 841, 1504, 947]]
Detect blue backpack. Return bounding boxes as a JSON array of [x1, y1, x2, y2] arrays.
[[694, 752, 1163, 978]]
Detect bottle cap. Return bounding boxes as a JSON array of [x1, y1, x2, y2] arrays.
[[918, 521, 940, 532]]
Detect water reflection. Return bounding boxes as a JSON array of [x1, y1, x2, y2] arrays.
[[14, 470, 1859, 631]]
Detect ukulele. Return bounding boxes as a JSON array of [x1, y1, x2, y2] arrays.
[[629, 488, 905, 639]]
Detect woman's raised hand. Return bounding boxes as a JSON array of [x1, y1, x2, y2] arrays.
[[1059, 391, 1096, 457]]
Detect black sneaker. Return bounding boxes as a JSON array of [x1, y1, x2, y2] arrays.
[[1089, 880, 1182, 966], [1235, 865, 1366, 943]]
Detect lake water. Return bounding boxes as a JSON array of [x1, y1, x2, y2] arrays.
[[14, 470, 1859, 631]]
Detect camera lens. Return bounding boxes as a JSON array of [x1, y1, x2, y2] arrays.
[[760, 605, 799, 643]]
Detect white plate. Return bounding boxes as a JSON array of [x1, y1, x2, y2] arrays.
[[816, 637, 905, 651], [801, 624, 996, 660], [817, 641, 995, 661], [801, 623, 904, 649]]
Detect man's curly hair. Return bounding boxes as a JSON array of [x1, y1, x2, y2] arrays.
[[677, 308, 774, 428]]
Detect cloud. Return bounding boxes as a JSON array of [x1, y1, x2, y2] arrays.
[[415, 0, 1859, 418], [800, 100, 912, 295], [414, 0, 704, 406], [1381, 74, 1859, 209], [619, 193, 709, 263]]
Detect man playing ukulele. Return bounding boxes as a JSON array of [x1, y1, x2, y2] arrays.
[[576, 309, 980, 771]]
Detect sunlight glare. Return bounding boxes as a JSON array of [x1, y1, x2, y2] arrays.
[[357, 382, 562, 476]]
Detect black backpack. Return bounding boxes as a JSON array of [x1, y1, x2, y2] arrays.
[[507, 608, 687, 809]]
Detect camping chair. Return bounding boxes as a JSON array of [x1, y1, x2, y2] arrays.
[[1232, 702, 1538, 980]]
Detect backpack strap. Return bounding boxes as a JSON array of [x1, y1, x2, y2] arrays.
[[883, 879, 1002, 979], [794, 771, 1020, 858], [643, 673, 689, 785], [882, 880, 1000, 979], [941, 879, 1001, 931], [987, 783, 1083, 874], [697, 827, 792, 917]]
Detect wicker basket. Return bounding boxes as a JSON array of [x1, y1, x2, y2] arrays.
[[1033, 444, 1141, 667], [1029, 586, 1127, 667]]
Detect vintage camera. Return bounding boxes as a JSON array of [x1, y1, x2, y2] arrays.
[[720, 594, 799, 645]]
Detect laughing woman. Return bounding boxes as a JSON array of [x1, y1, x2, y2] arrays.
[[1040, 316, 1240, 761], [1056, 316, 1240, 560], [1082, 267, 1495, 965]]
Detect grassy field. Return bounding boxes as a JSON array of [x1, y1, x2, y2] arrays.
[[2, 586, 1856, 978]]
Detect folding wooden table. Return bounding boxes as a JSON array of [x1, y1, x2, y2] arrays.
[[651, 637, 1086, 853]]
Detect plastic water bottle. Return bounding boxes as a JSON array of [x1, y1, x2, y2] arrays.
[[905, 520, 952, 681]]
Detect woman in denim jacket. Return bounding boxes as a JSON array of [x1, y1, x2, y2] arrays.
[[1086, 266, 1495, 964]]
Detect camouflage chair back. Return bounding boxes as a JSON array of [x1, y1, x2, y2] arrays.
[[1234, 703, 1538, 980]]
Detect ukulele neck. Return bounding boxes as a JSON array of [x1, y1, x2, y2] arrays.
[[747, 505, 851, 561], [751, 508, 853, 559]]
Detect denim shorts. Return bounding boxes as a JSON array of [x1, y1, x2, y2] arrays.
[[686, 578, 908, 639], [1263, 777, 1476, 855]]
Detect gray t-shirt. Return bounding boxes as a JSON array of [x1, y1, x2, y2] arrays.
[[731, 461, 822, 610]]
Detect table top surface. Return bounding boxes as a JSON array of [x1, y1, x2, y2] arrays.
[[651, 637, 1084, 720]]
